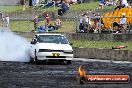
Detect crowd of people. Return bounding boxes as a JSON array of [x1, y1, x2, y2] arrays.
[[79, 12, 103, 33], [112, 13, 127, 33], [78, 0, 132, 33], [99, 0, 132, 7], [33, 12, 62, 32], [79, 12, 129, 33]]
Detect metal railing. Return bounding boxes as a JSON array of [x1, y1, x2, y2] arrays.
[[0, 17, 75, 33]]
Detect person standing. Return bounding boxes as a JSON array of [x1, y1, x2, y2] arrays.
[[55, 17, 62, 30], [34, 16, 39, 31], [36, 0, 39, 6], [5, 16, 9, 27], [21, 0, 26, 11], [2, 17, 5, 27], [121, 0, 128, 7], [29, 0, 33, 7], [45, 13, 50, 25], [113, 13, 127, 32]]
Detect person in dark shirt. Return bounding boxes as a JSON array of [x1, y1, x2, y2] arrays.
[[34, 16, 39, 31]]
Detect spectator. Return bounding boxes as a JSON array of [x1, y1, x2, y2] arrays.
[[115, 0, 129, 10], [113, 13, 127, 32], [29, 0, 33, 7], [34, 16, 39, 31], [61, 0, 68, 14], [99, 0, 105, 6], [2, 17, 5, 27], [66, 1, 70, 11], [121, 0, 129, 7], [42, 11, 47, 19], [21, 0, 26, 11], [55, 17, 62, 30], [5, 16, 9, 27], [79, 14, 84, 32], [57, 0, 70, 16], [82, 13, 88, 32], [45, 13, 50, 25], [0, 11, 2, 19], [58, 7, 63, 16], [68, 0, 77, 5], [79, 13, 88, 32], [96, 13, 101, 30], [92, 13, 98, 30]]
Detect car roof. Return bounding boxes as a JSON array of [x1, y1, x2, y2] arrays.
[[36, 33, 63, 36]]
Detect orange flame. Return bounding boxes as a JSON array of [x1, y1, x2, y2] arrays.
[[78, 65, 86, 76]]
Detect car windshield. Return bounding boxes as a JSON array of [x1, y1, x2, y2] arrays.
[[37, 35, 69, 44]]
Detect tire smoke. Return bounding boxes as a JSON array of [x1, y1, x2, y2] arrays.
[[0, 28, 30, 62]]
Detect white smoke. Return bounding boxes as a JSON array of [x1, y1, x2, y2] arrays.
[[0, 28, 30, 62]]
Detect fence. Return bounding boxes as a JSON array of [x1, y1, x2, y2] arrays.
[[0, 17, 76, 33], [0, 16, 132, 34]]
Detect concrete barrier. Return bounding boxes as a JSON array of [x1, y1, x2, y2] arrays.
[[15, 32, 132, 42], [73, 47, 132, 61], [72, 33, 132, 41]]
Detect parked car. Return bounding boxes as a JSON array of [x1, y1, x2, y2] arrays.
[[29, 33, 73, 64]]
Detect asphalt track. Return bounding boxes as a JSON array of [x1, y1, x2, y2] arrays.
[[0, 58, 132, 88]]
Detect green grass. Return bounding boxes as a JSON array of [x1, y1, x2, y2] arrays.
[[9, 20, 34, 32], [71, 39, 132, 50], [3, 19, 75, 32], [42, 1, 100, 11], [41, 1, 114, 11], [0, 5, 30, 12], [0, 2, 115, 13], [37, 1, 100, 12], [69, 2, 99, 10]]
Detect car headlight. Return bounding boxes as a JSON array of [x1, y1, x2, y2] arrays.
[[64, 50, 73, 54]]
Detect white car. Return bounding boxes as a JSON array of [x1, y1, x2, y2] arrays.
[[29, 33, 73, 64]]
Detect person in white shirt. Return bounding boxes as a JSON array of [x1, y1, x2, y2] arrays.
[[79, 13, 88, 32], [113, 13, 127, 32], [119, 13, 127, 29], [55, 17, 62, 30], [5, 16, 9, 27]]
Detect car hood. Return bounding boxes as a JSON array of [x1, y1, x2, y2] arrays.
[[36, 43, 73, 51]]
